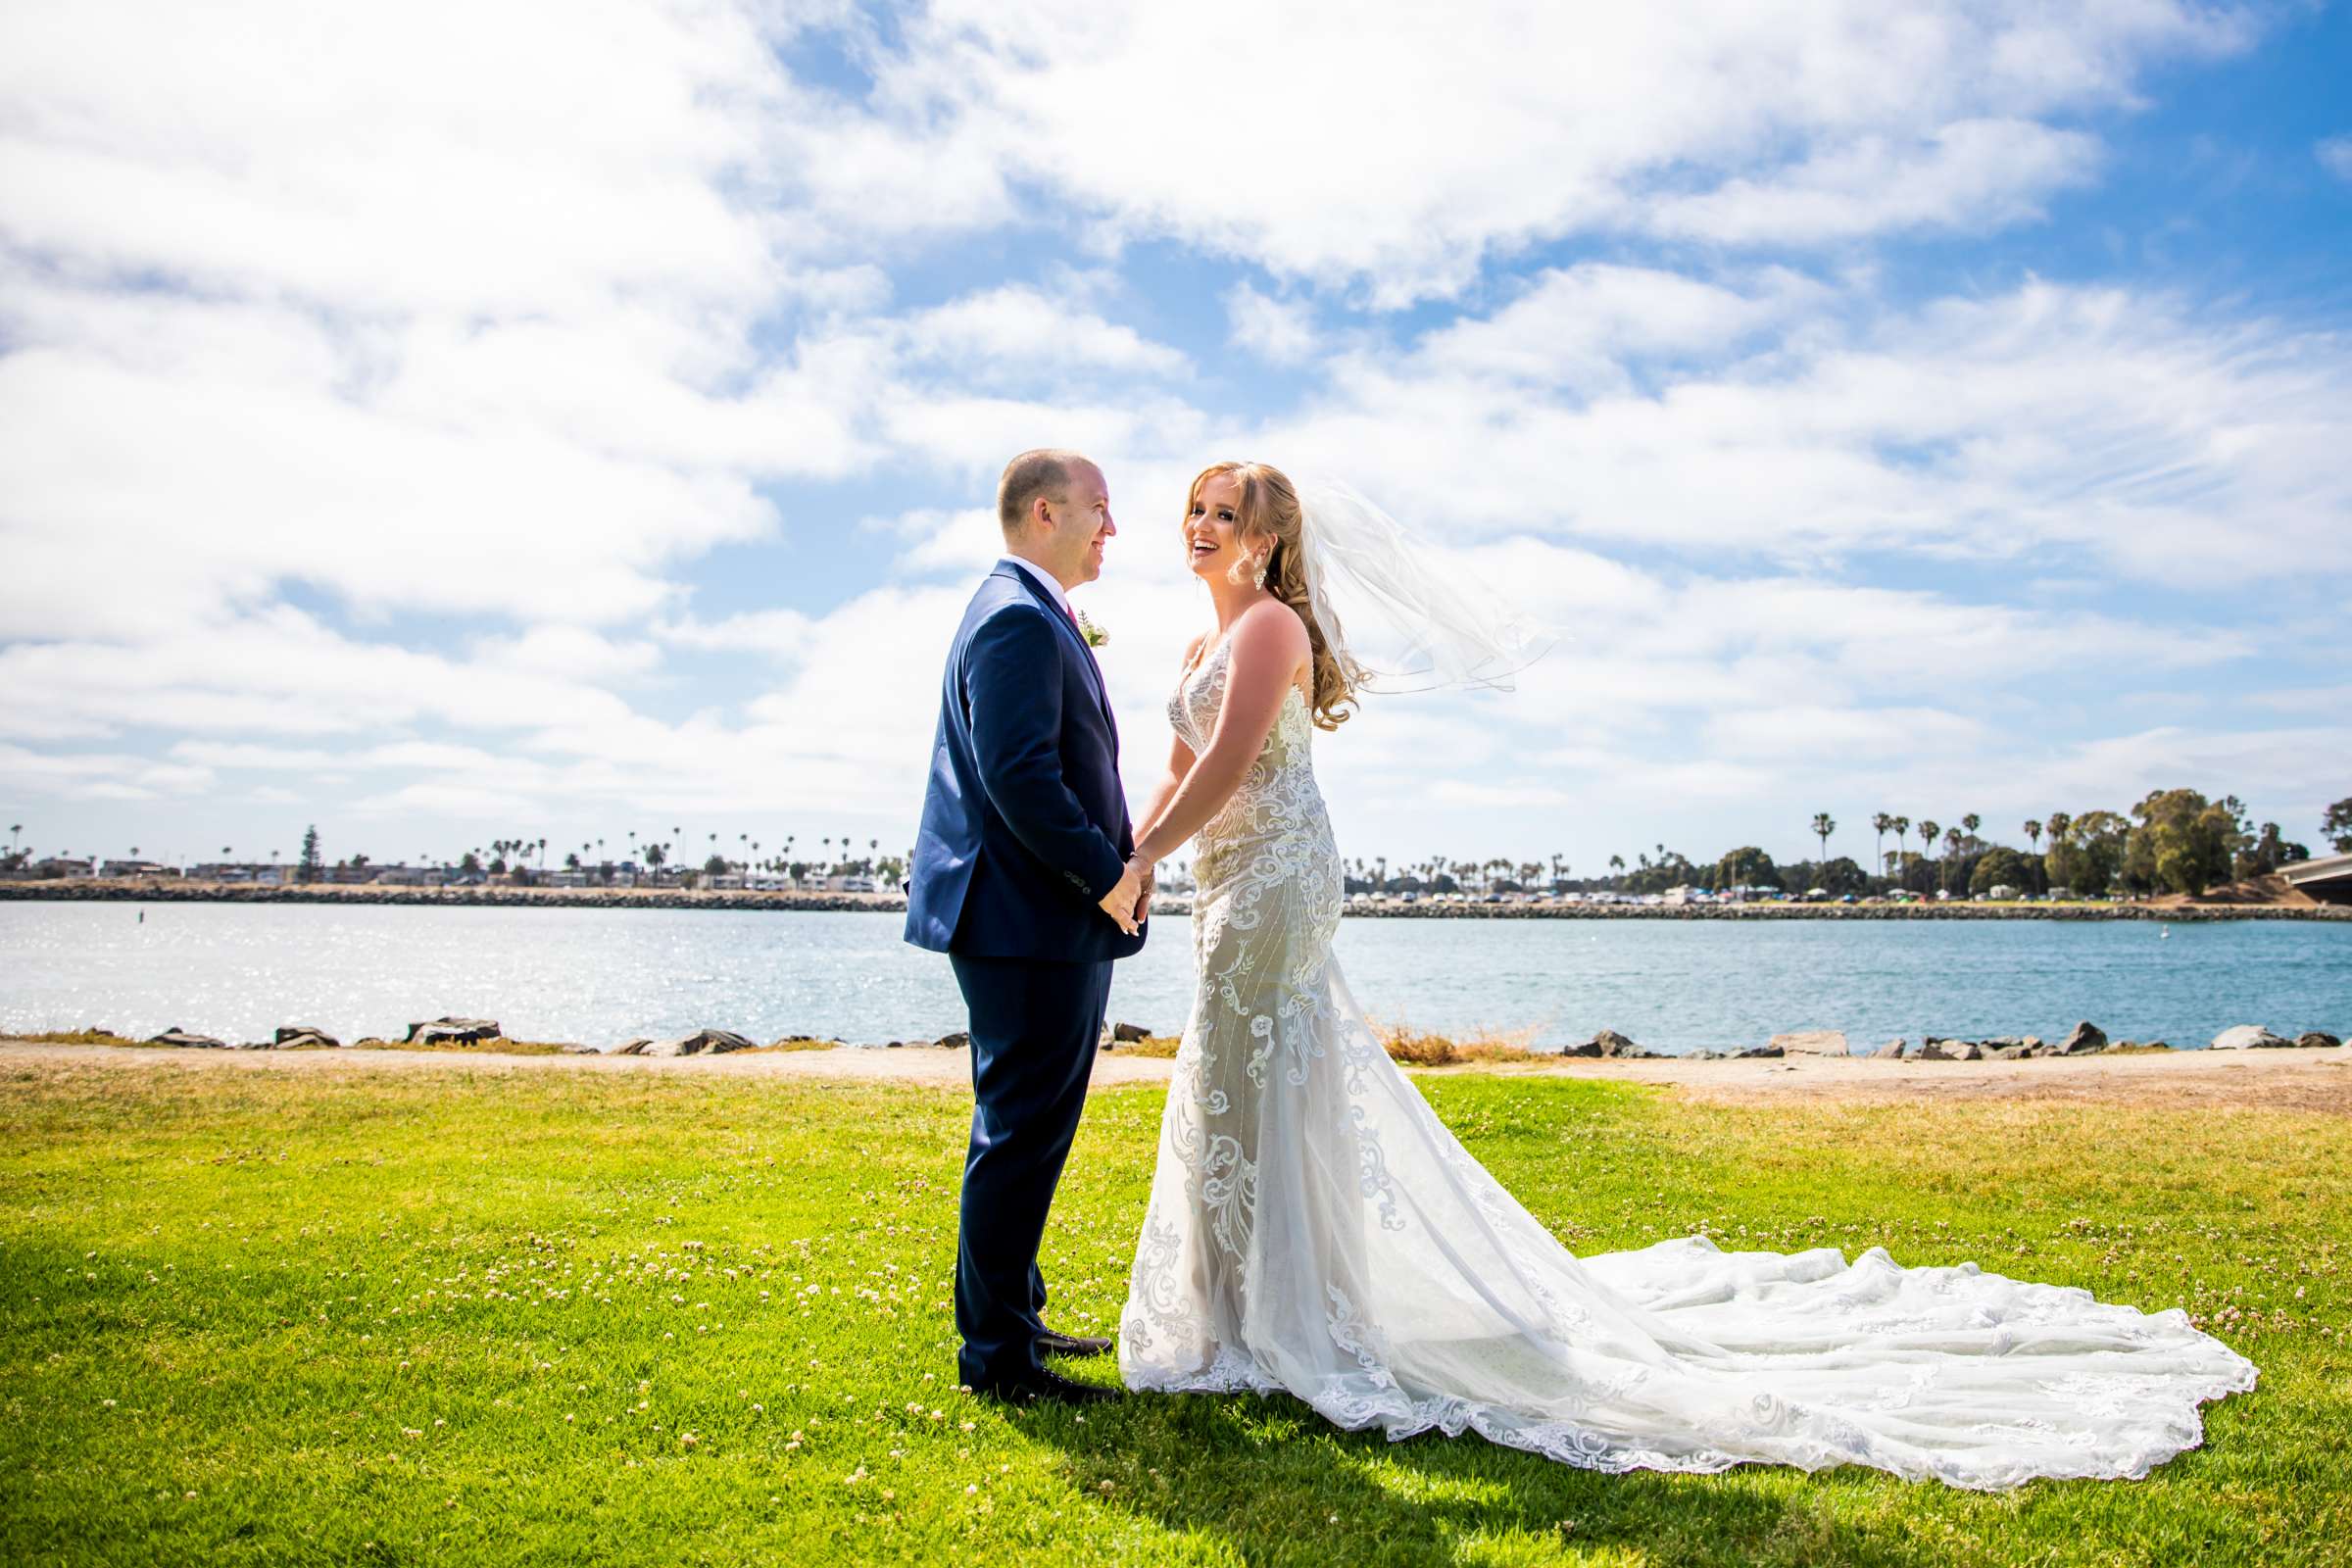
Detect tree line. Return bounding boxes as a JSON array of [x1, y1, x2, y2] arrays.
[[1338, 791, 2348, 900]]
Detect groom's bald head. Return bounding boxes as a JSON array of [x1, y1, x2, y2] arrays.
[[998, 448, 1093, 535]]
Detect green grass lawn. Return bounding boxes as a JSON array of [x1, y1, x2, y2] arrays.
[[1, 1055, 2345, 1567]]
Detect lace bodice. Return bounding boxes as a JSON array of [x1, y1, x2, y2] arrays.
[[1168, 635, 1322, 853], [1118, 627, 2255, 1489]]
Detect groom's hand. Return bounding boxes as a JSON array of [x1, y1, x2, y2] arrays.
[[1097, 858, 1146, 936], [1134, 860, 1155, 926]]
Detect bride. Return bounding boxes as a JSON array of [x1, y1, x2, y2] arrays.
[[1113, 460, 2256, 1488]]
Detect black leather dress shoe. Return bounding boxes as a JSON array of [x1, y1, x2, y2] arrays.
[[1035, 1329, 1114, 1358], [972, 1368, 1119, 1405]]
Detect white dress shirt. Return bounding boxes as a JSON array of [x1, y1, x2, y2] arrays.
[[999, 554, 1075, 625]]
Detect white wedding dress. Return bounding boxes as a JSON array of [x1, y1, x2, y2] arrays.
[[1117, 638, 2257, 1488]]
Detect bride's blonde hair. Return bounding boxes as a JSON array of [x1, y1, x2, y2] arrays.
[[1187, 461, 1360, 732]]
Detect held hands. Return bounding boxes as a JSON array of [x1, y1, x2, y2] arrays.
[[1097, 854, 1153, 936]]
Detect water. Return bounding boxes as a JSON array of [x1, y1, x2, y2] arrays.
[[2, 904, 2344, 1053]]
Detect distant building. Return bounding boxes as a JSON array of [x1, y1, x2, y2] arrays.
[[34, 858, 95, 878], [99, 859, 172, 878]]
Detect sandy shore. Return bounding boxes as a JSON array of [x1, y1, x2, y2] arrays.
[[6, 1037, 2345, 1112]]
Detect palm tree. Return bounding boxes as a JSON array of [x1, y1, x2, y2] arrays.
[[537, 836, 548, 869], [1888, 817, 1910, 870], [8, 824, 20, 857], [1870, 813, 1892, 880], [2024, 818, 2043, 854], [1960, 813, 1981, 847], [1811, 812, 1836, 862], [1917, 819, 1939, 871]]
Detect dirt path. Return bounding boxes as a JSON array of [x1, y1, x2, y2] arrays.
[[6, 1038, 2346, 1112]]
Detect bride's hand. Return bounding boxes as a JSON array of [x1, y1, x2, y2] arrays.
[[1098, 858, 1146, 935]]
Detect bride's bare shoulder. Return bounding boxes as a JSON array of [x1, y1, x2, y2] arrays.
[[1234, 597, 1310, 656]]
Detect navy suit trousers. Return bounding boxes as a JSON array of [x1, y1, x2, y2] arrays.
[[950, 952, 1114, 1388]]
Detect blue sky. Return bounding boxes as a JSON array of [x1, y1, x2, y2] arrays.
[[1, 0, 2347, 877]]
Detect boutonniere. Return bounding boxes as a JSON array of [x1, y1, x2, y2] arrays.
[[1075, 609, 1108, 649]]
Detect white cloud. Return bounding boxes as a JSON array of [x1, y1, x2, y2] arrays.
[[1270, 278, 2352, 585], [1641, 120, 2100, 244], [895, 0, 2257, 301], [0, 743, 214, 802], [1224, 284, 1318, 366], [2319, 135, 2352, 183], [901, 286, 1186, 379]]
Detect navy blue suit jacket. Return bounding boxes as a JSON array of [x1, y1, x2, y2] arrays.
[[905, 564, 1147, 963]]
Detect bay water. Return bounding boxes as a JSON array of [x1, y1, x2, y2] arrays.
[[2, 904, 2344, 1054]]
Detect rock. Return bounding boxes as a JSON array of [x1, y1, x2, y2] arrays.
[[1735, 1045, 1785, 1059], [404, 1015, 502, 1045], [1770, 1030, 1848, 1056], [2211, 1024, 2293, 1051], [1684, 1049, 1725, 1060], [275, 1024, 339, 1047], [2056, 1020, 2107, 1055], [610, 1039, 655, 1055], [1572, 1028, 1643, 1057], [1986, 1045, 2025, 1061], [235, 1039, 277, 1051], [560, 1042, 603, 1054], [2297, 1031, 2342, 1050], [1912, 1039, 1956, 1061], [147, 1026, 227, 1049], [935, 1031, 970, 1051], [633, 1028, 757, 1058], [1111, 1022, 1152, 1044], [1872, 1038, 1906, 1058]]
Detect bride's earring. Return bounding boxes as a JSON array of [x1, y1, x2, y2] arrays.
[[1251, 554, 1269, 591]]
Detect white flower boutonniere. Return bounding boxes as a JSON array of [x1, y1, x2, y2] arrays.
[[1075, 609, 1108, 649]]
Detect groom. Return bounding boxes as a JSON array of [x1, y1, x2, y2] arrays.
[[906, 448, 1151, 1404]]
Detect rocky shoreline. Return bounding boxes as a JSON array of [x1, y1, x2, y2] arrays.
[[1549, 1020, 2343, 1060], [29, 1015, 2342, 1063], [3, 879, 2342, 921]]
